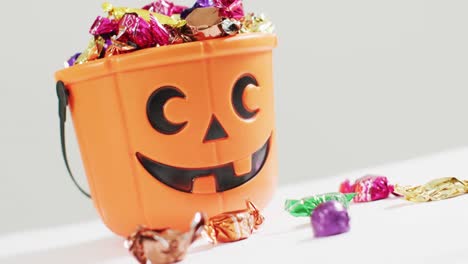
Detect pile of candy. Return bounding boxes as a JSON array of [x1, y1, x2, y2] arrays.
[[66, 0, 274, 67], [284, 175, 468, 238], [126, 200, 263, 264]]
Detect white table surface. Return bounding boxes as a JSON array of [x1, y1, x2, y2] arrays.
[[1, 147, 468, 264]]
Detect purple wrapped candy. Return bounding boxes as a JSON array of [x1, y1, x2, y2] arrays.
[[311, 201, 350, 237], [65, 52, 81, 67], [181, 0, 215, 19], [89, 16, 118, 36], [197, 0, 214, 7]]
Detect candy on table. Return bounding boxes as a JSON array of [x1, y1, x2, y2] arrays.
[[204, 200, 264, 243], [126, 212, 206, 264], [284, 192, 356, 217], [311, 200, 350, 237], [339, 175, 395, 202], [394, 177, 468, 202]]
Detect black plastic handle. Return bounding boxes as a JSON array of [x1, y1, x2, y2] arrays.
[[56, 81, 91, 199]]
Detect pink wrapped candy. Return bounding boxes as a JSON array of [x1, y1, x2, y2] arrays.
[[339, 175, 395, 202], [142, 0, 187, 16], [214, 0, 244, 19], [117, 13, 170, 48], [89, 16, 118, 36]]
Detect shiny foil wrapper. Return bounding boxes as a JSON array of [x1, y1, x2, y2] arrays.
[[89, 16, 118, 36], [181, 0, 215, 19], [142, 0, 187, 16], [339, 175, 394, 202], [311, 201, 350, 237], [185, 6, 241, 41], [188, 19, 240, 40], [117, 13, 154, 48], [104, 39, 137, 57], [285, 192, 356, 217], [205, 200, 264, 243], [116, 13, 170, 48], [74, 37, 106, 65], [103, 2, 185, 27], [394, 177, 468, 202], [65, 52, 81, 67], [65, 0, 274, 67], [126, 212, 206, 264], [214, 0, 244, 19], [166, 25, 195, 44], [241, 13, 275, 33], [185, 7, 221, 27]]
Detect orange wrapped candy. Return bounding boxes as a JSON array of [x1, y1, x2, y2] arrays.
[[204, 200, 264, 243]]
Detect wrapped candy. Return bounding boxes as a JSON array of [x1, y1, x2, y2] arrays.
[[311, 201, 350, 237], [185, 7, 222, 27], [104, 39, 137, 57], [284, 192, 356, 217], [214, 0, 244, 19], [182, 0, 243, 20], [181, 0, 215, 19], [241, 13, 275, 33], [185, 7, 240, 40], [89, 16, 118, 36], [204, 200, 264, 243], [116, 13, 170, 49], [65, 1, 274, 66], [126, 212, 206, 264], [339, 175, 395, 202], [103, 2, 185, 27], [74, 37, 106, 65], [65, 53, 81, 68], [394, 177, 468, 202], [142, 0, 187, 16]]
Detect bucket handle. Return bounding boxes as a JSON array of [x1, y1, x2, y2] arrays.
[[56, 81, 91, 199]]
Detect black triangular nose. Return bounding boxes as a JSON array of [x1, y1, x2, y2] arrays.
[[204, 115, 228, 142]]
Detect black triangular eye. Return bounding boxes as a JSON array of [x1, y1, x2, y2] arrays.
[[232, 75, 259, 119], [147, 86, 187, 135]]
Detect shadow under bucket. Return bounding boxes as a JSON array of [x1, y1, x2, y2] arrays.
[[55, 33, 278, 236]]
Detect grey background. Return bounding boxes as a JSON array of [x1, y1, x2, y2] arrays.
[[1, 0, 467, 235]]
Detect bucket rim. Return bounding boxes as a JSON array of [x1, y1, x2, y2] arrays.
[[55, 33, 277, 84]]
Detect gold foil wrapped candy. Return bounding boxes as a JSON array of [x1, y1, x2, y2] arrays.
[[204, 200, 264, 243], [241, 13, 275, 34], [394, 177, 468, 202], [102, 2, 186, 27], [75, 37, 106, 65]]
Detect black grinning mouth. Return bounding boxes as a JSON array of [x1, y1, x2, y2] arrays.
[[136, 136, 270, 193]]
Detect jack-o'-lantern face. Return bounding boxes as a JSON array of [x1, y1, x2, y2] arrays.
[[136, 74, 274, 194]]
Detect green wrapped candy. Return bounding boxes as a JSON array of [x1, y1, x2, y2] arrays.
[[284, 192, 356, 217]]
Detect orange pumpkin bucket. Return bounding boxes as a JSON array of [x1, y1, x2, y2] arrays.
[[55, 33, 278, 236]]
